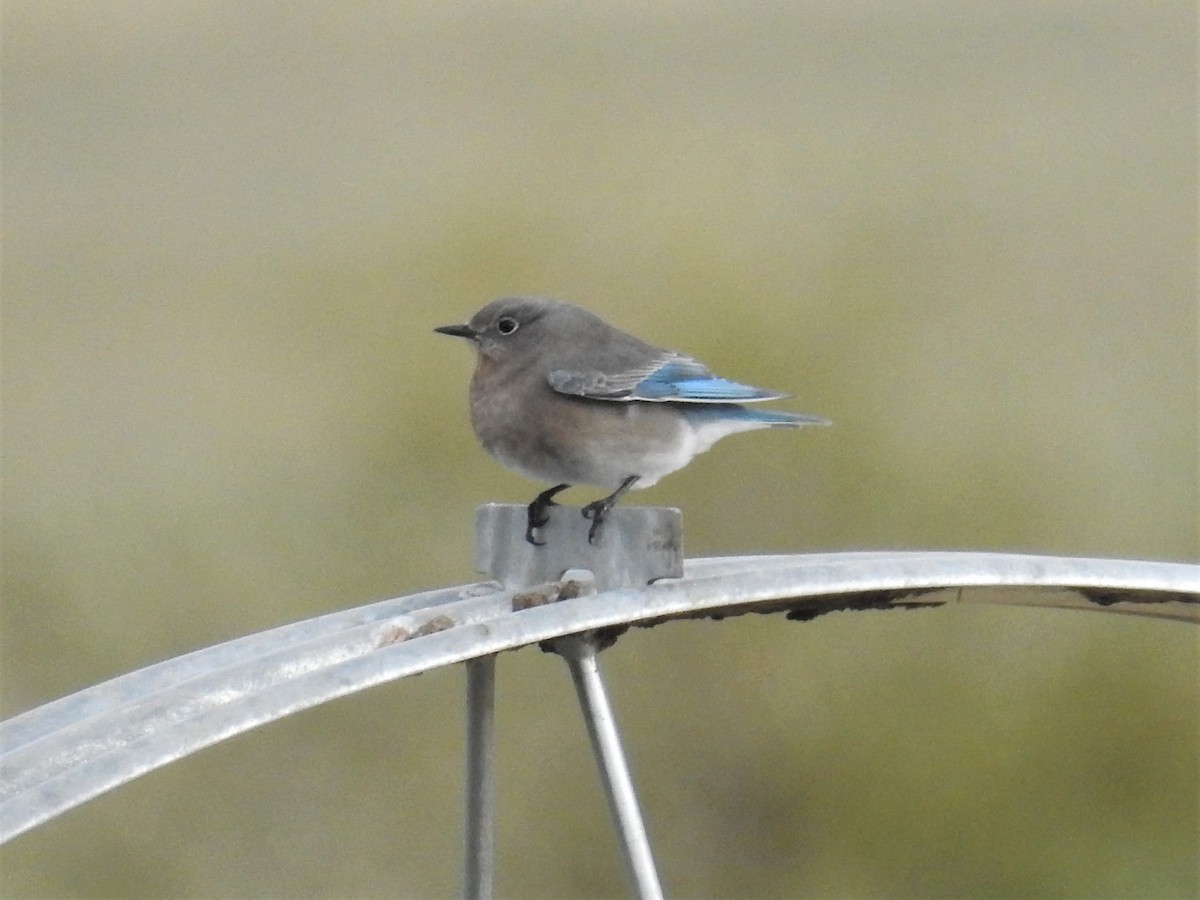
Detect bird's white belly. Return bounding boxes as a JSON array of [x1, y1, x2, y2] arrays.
[[474, 392, 702, 490]]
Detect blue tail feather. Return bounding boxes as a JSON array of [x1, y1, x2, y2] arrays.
[[682, 405, 830, 427]]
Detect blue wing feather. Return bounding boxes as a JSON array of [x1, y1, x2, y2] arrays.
[[545, 354, 829, 422], [629, 358, 785, 403], [547, 354, 790, 403]]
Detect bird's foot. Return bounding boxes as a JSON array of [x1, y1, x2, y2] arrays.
[[526, 484, 571, 545], [580, 499, 610, 545], [580, 475, 639, 545]]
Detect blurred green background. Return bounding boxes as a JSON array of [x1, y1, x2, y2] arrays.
[[2, 2, 1196, 897]]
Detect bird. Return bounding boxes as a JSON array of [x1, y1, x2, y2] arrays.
[[435, 297, 829, 545]]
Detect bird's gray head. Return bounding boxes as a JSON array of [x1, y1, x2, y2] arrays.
[[435, 296, 579, 361]]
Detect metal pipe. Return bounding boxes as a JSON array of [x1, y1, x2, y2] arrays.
[[559, 636, 664, 900], [463, 655, 497, 900]]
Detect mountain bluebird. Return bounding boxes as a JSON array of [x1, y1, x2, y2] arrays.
[[436, 297, 828, 545]]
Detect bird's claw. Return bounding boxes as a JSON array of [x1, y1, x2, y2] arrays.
[[525, 508, 551, 545], [526, 484, 570, 546], [581, 501, 608, 545], [579, 475, 638, 545]]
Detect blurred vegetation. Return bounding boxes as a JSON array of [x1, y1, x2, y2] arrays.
[[2, 2, 1196, 897]]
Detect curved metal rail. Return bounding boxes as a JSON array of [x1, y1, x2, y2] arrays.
[[3, 528, 1195, 847], [1, 506, 1195, 900]]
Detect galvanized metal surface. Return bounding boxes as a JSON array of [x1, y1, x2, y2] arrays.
[[2, 506, 1197, 844], [473, 503, 683, 590], [470, 503, 681, 900]]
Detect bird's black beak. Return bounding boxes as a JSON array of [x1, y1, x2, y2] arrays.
[[434, 323, 476, 340]]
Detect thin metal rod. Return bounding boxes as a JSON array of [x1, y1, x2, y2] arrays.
[[463, 655, 496, 900], [559, 637, 664, 900]]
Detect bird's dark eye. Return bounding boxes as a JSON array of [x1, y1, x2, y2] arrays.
[[496, 316, 519, 335]]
